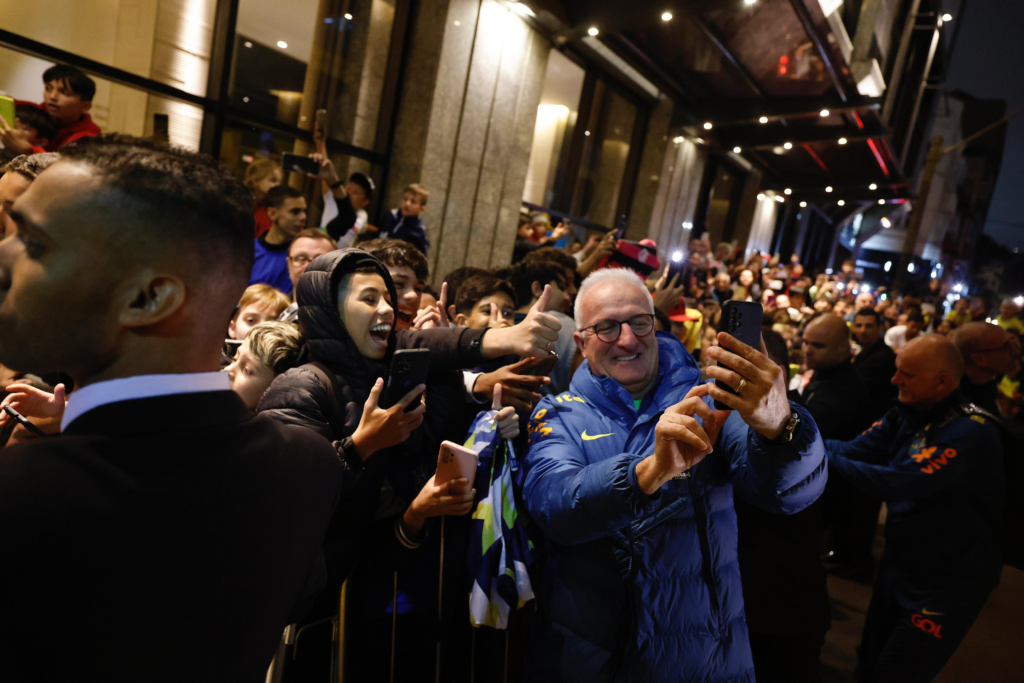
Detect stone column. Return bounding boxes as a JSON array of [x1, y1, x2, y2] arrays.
[[626, 95, 673, 243]]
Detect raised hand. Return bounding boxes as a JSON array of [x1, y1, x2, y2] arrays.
[[481, 285, 562, 360], [635, 384, 726, 495], [350, 377, 426, 459], [0, 116, 34, 157], [0, 383, 66, 427], [472, 356, 550, 411], [307, 152, 340, 185], [704, 333, 790, 440], [491, 383, 520, 441], [652, 270, 685, 314]]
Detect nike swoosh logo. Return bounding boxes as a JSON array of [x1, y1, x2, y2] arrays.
[[921, 609, 943, 616], [582, 431, 614, 441]]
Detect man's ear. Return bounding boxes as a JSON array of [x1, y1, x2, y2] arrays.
[[454, 313, 469, 328], [573, 330, 587, 357], [81, 100, 92, 114], [119, 273, 187, 329], [531, 281, 544, 300], [227, 318, 238, 340]]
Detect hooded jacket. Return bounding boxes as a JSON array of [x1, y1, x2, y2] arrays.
[[521, 334, 826, 683], [257, 249, 487, 586]]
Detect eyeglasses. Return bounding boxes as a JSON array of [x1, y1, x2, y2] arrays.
[[288, 255, 314, 266], [584, 314, 655, 343]]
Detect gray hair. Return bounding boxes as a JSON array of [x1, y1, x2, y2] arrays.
[[1, 152, 60, 181], [574, 267, 653, 327]]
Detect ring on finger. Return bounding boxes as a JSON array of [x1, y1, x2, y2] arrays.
[[736, 378, 748, 395]]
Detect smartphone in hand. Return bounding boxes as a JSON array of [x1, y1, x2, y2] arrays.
[[436, 440, 478, 491], [282, 153, 321, 176], [714, 301, 763, 410], [382, 348, 431, 412]]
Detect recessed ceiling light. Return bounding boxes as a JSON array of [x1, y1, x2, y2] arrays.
[[673, 136, 684, 143], [878, 198, 886, 205], [838, 137, 848, 145], [277, 40, 288, 48], [775, 195, 784, 203], [800, 201, 807, 207], [242, 96, 249, 103], [837, 200, 845, 206], [869, 183, 877, 190], [783, 142, 793, 150], [588, 27, 599, 36], [733, 146, 742, 154], [942, 13, 952, 21], [825, 186, 833, 193], [744, 0, 756, 5], [703, 122, 713, 130], [661, 11, 673, 21], [585, 131, 591, 136], [344, 12, 353, 20], [820, 109, 829, 117], [881, 217, 892, 228], [759, 116, 768, 124], [757, 193, 766, 200], [244, 41, 253, 48], [784, 188, 792, 195]]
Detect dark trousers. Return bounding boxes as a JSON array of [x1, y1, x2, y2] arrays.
[[748, 631, 826, 683], [856, 560, 994, 683]]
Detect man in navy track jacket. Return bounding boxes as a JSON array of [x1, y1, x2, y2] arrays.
[[521, 268, 826, 683]]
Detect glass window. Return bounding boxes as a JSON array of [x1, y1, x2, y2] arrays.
[[522, 50, 585, 208], [0, 0, 217, 97], [233, 0, 397, 151], [705, 164, 740, 242], [571, 80, 638, 229], [0, 46, 204, 151]]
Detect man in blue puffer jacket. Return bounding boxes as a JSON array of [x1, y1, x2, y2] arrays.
[[521, 268, 827, 683]]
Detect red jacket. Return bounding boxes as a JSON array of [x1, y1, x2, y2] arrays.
[[18, 101, 101, 153]]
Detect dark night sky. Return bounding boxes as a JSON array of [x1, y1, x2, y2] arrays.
[[945, 0, 1024, 249]]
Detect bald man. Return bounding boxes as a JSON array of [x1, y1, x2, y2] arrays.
[[796, 314, 875, 579], [826, 335, 1005, 683], [951, 321, 1020, 416]]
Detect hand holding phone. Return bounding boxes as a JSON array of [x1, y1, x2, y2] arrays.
[[351, 376, 426, 459], [436, 440, 479, 490], [382, 349, 431, 411], [709, 301, 763, 410], [282, 152, 322, 177]]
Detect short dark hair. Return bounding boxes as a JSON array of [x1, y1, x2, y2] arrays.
[[59, 134, 254, 284], [1, 152, 60, 181], [455, 275, 516, 316], [907, 309, 926, 324], [264, 185, 303, 209], [360, 238, 428, 283], [525, 246, 578, 275], [440, 266, 489, 311], [853, 307, 882, 324], [14, 104, 57, 142], [42, 64, 96, 102], [509, 261, 565, 307], [348, 172, 374, 200]]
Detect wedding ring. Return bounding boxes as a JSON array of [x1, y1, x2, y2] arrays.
[[737, 378, 748, 395]]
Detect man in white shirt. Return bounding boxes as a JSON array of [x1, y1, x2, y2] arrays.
[[884, 309, 925, 353], [0, 135, 342, 681]]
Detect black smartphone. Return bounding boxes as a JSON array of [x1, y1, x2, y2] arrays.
[[282, 153, 321, 176], [382, 348, 431, 412], [714, 301, 763, 410], [3, 405, 48, 438]]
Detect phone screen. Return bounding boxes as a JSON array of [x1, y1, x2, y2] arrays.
[[0, 96, 16, 128]]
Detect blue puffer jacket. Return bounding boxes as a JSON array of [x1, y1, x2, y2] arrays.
[[521, 333, 826, 683]]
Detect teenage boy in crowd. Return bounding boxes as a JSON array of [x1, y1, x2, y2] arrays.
[[361, 238, 429, 330], [0, 65, 101, 155], [279, 229, 337, 323], [250, 185, 308, 294], [371, 183, 430, 255], [0, 153, 60, 238]]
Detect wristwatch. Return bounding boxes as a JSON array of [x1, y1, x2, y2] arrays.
[[772, 410, 801, 444]]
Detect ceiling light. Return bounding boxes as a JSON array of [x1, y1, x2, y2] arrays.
[[276, 40, 288, 48], [800, 201, 807, 207], [881, 217, 891, 228], [775, 195, 784, 203], [673, 135, 684, 143], [588, 27, 599, 36], [784, 188, 792, 195], [825, 186, 833, 193], [512, 3, 535, 18], [586, 131, 592, 137], [837, 200, 845, 206], [942, 13, 952, 21], [878, 198, 885, 205], [838, 137, 848, 145], [661, 11, 673, 21], [757, 193, 766, 200], [242, 96, 249, 103], [869, 183, 877, 190], [758, 116, 768, 124], [344, 12, 353, 19], [744, 0, 756, 5], [244, 41, 253, 48], [820, 109, 829, 117], [733, 146, 742, 153], [703, 122, 713, 130], [783, 142, 793, 150]]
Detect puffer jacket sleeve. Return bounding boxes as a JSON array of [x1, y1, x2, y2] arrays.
[[257, 366, 337, 442], [721, 402, 827, 515], [521, 399, 659, 545], [396, 327, 487, 381]]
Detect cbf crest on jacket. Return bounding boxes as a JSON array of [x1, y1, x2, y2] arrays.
[[520, 333, 827, 683]]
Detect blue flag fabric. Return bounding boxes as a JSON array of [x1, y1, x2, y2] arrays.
[[465, 409, 536, 629]]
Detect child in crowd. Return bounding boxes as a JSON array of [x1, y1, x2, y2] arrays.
[[11, 104, 57, 151], [244, 158, 284, 238], [376, 183, 430, 255], [225, 321, 304, 410], [360, 238, 429, 330], [225, 285, 292, 366], [454, 275, 516, 330]]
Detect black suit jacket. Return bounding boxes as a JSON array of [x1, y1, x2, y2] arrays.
[[853, 338, 898, 419], [0, 391, 342, 682]]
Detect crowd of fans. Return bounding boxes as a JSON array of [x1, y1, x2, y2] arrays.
[[0, 63, 1020, 683]]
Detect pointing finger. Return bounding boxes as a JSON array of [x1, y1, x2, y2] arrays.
[[438, 282, 449, 325]]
